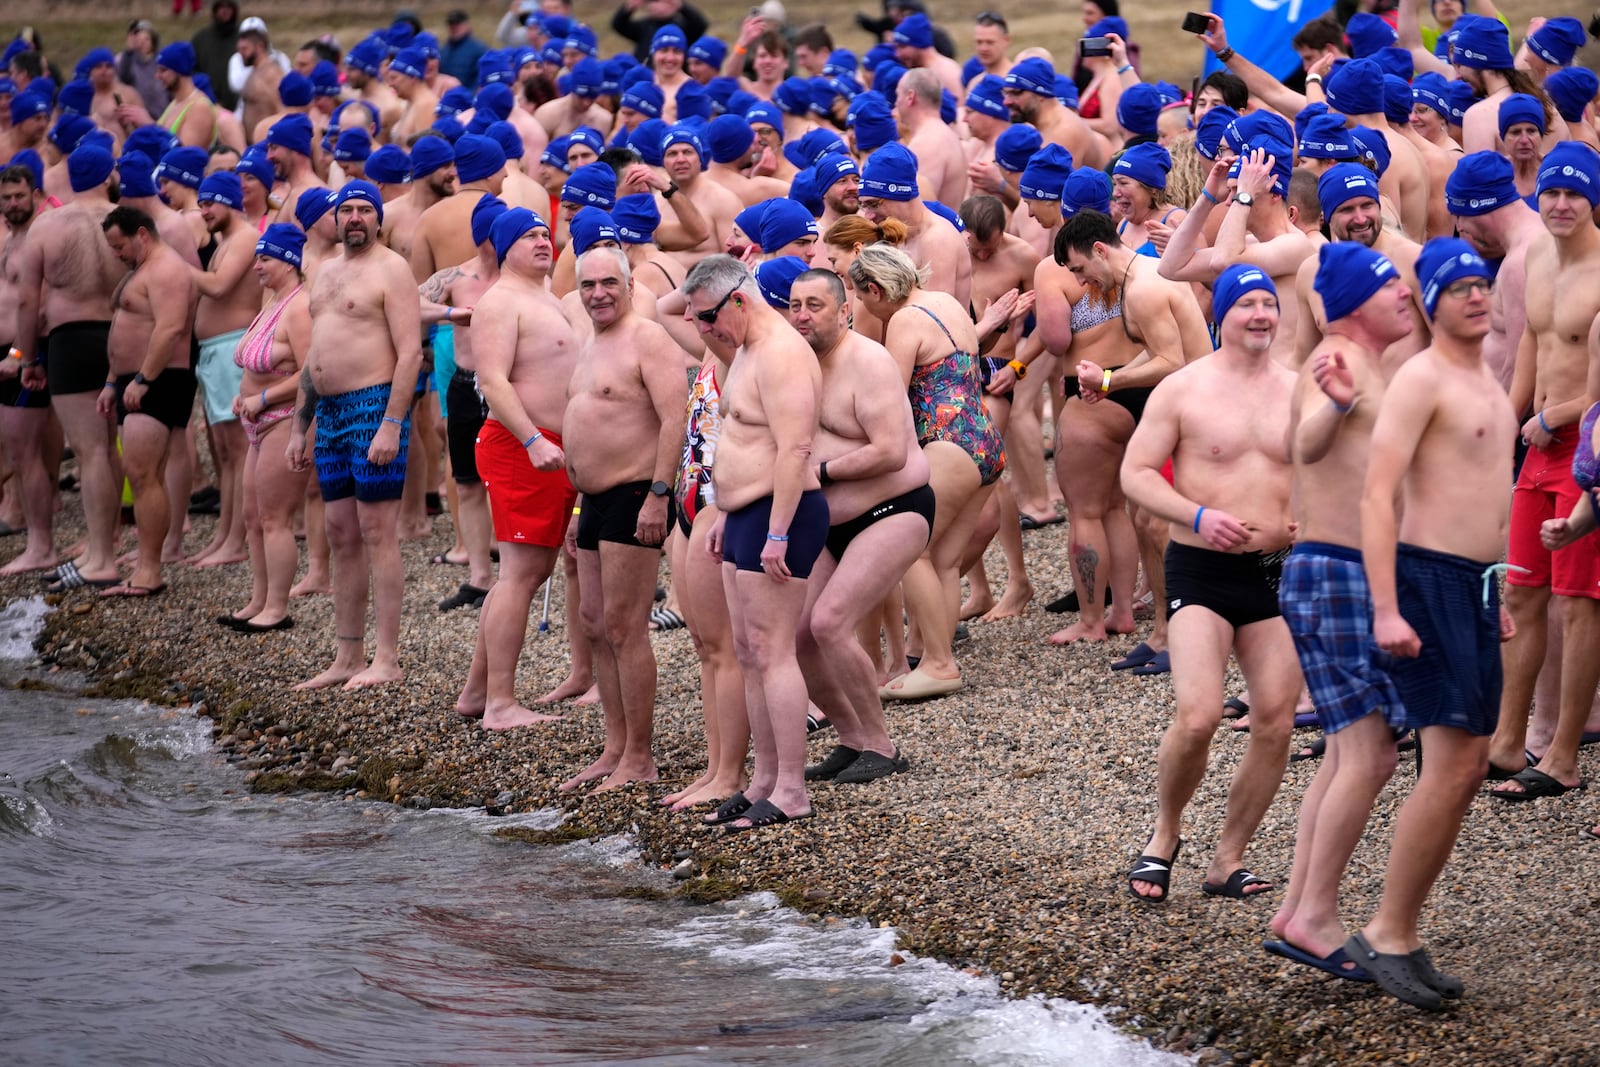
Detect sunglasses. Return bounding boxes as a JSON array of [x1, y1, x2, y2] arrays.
[[695, 286, 739, 324]]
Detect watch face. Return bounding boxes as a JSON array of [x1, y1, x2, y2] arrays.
[[1235, 193, 1253, 206]]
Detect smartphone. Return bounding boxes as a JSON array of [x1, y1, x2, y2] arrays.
[[1181, 12, 1212, 34], [1080, 36, 1112, 58]]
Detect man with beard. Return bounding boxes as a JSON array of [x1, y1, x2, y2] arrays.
[[186, 172, 259, 568], [1294, 165, 1430, 372], [263, 114, 326, 226], [235, 23, 286, 139], [1120, 265, 1300, 904], [289, 182, 423, 692], [558, 246, 686, 790], [342, 37, 401, 138], [815, 153, 859, 233], [382, 135, 455, 264], [409, 134, 505, 283], [16, 147, 127, 592], [0, 164, 57, 577], [1002, 57, 1103, 171], [153, 43, 218, 150], [96, 205, 198, 599], [387, 48, 441, 145], [790, 268, 929, 786], [1453, 17, 1566, 155]]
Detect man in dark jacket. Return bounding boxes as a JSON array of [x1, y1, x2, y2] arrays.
[[611, 0, 711, 62], [190, 0, 240, 109], [440, 11, 489, 90]]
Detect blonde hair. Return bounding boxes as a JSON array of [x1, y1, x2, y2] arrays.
[[1165, 132, 1205, 210], [823, 214, 907, 250], [847, 243, 930, 304]]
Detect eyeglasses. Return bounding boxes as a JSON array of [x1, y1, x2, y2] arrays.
[[1441, 278, 1492, 299], [975, 11, 1009, 30], [694, 286, 739, 324]]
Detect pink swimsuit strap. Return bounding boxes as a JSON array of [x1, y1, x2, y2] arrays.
[[235, 285, 302, 375]]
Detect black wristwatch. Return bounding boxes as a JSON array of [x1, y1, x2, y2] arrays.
[[132, 372, 149, 385], [819, 461, 834, 486], [662, 181, 680, 199], [649, 480, 670, 497]]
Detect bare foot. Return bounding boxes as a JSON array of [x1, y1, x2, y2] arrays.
[[116, 548, 139, 567], [399, 520, 433, 542], [575, 684, 600, 706], [344, 663, 404, 690], [1049, 619, 1109, 645], [959, 588, 996, 621], [594, 761, 659, 792], [536, 673, 595, 704], [981, 580, 1034, 621], [290, 573, 331, 598], [1106, 610, 1137, 635], [456, 686, 485, 720], [195, 546, 248, 568], [559, 755, 618, 792], [295, 664, 361, 690], [1, 553, 60, 576], [482, 703, 564, 729], [661, 770, 715, 806], [668, 779, 745, 811]]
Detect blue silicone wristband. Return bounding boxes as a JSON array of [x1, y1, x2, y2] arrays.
[[1193, 506, 1205, 533]]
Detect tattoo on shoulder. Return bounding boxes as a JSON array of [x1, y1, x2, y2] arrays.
[[419, 266, 462, 303]]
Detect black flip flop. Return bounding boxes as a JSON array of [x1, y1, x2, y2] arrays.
[[1127, 839, 1182, 903], [702, 791, 752, 826], [1201, 868, 1274, 899], [724, 798, 813, 834]]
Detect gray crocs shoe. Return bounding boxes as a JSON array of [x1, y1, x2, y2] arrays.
[[1346, 933, 1443, 1011]]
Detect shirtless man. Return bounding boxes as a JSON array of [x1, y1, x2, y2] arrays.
[[263, 115, 327, 226], [237, 27, 286, 139], [81, 50, 126, 151], [386, 48, 441, 145], [1352, 236, 1516, 1010], [0, 164, 56, 576], [1121, 265, 1299, 903], [1294, 165, 1430, 372], [1003, 57, 1103, 172], [1445, 152, 1544, 390], [1453, 19, 1565, 156], [891, 14, 965, 99], [16, 146, 126, 591], [970, 12, 1013, 82], [895, 69, 965, 209], [1161, 147, 1315, 365], [857, 144, 972, 308], [342, 40, 402, 139], [2, 91, 50, 163], [97, 206, 198, 598], [1265, 242, 1417, 982], [287, 182, 423, 691], [961, 76, 1013, 206], [659, 130, 742, 273], [410, 134, 506, 283], [956, 195, 1036, 621], [532, 59, 611, 139], [690, 254, 828, 832], [814, 154, 860, 234], [559, 246, 687, 790], [1058, 211, 1212, 657], [418, 195, 503, 609], [1489, 145, 1600, 801], [485, 121, 551, 217], [703, 115, 789, 208], [1320, 59, 1430, 243], [453, 207, 580, 729], [383, 136, 456, 264], [188, 172, 260, 568], [153, 44, 217, 151], [790, 268, 928, 786]]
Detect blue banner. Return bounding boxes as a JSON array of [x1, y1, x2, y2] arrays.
[[1203, 0, 1336, 82]]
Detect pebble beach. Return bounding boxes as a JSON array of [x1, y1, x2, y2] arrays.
[[12, 503, 1600, 1066]]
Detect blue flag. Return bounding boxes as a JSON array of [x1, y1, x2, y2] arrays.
[[1203, 0, 1335, 82]]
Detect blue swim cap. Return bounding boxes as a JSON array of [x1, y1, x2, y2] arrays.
[[1316, 241, 1398, 323]]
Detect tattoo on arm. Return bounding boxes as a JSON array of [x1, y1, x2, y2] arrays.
[[418, 266, 461, 304], [295, 365, 320, 431]]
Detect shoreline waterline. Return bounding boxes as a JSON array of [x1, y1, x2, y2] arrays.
[[10, 521, 1600, 1067]]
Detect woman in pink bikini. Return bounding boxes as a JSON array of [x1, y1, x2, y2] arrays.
[[217, 223, 310, 633]]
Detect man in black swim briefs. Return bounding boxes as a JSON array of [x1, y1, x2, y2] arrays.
[[788, 269, 930, 787], [689, 254, 829, 834], [97, 206, 200, 598], [1120, 265, 1301, 905], [558, 246, 687, 793]]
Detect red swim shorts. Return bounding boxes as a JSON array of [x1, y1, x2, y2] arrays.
[[1507, 429, 1600, 599], [475, 419, 577, 548]]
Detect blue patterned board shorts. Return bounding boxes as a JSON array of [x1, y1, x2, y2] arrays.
[[1389, 543, 1503, 737], [315, 383, 409, 503], [1279, 542, 1406, 735]]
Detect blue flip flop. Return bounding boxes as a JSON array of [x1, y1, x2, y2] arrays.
[[1262, 939, 1372, 982], [1131, 650, 1171, 676], [1110, 642, 1158, 671]]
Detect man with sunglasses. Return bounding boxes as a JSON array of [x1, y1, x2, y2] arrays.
[[1487, 144, 1600, 801], [688, 254, 827, 833]]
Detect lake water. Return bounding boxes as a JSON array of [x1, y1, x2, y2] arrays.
[[0, 595, 1187, 1066]]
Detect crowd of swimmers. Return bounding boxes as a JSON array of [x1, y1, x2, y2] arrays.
[[3, 0, 1600, 1011]]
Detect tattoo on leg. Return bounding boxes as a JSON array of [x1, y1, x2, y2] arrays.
[[1074, 545, 1100, 607]]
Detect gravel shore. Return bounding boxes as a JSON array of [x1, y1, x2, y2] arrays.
[[13, 504, 1600, 1066]]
